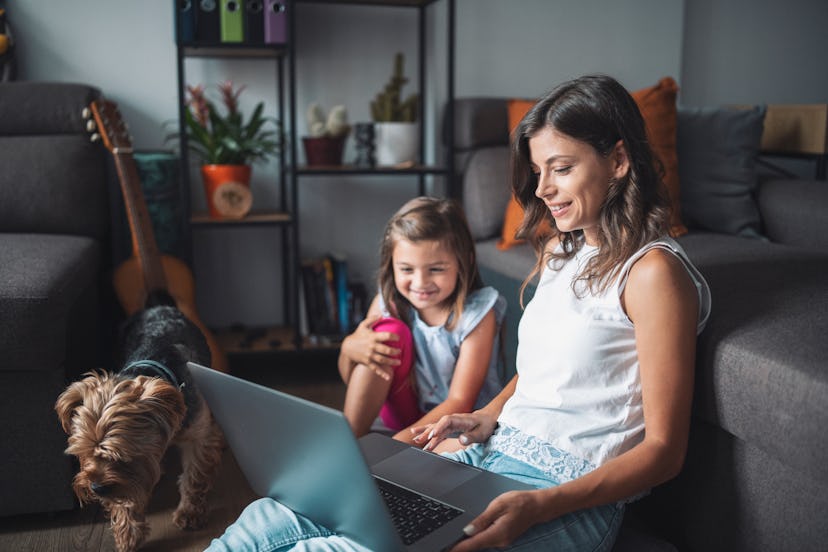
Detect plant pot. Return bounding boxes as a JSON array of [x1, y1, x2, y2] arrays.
[[200, 164, 252, 219], [374, 122, 419, 166], [302, 135, 347, 166]]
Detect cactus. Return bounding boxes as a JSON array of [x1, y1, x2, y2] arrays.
[[370, 52, 419, 122], [306, 102, 350, 137]]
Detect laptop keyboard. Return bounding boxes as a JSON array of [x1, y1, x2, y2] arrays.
[[374, 477, 463, 545]]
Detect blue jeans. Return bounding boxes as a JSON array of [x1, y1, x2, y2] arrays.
[[206, 444, 624, 551]]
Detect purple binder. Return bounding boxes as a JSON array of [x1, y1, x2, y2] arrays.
[[264, 0, 287, 44]]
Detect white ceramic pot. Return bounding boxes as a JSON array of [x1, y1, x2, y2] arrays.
[[374, 122, 419, 166]]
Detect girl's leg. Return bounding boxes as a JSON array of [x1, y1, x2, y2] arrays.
[[371, 318, 420, 431], [205, 497, 370, 552], [342, 317, 416, 436]]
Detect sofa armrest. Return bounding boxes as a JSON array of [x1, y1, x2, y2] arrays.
[[758, 178, 828, 253]]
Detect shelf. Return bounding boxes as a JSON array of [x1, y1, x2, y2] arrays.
[[215, 325, 342, 355], [295, 164, 449, 176], [297, 0, 442, 7], [190, 210, 292, 227], [180, 43, 287, 59]]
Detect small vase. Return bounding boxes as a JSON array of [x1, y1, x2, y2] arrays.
[[200, 164, 252, 219]]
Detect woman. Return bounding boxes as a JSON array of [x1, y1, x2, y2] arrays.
[[207, 74, 711, 551]]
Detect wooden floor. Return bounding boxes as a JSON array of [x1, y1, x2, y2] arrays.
[[0, 353, 346, 552]]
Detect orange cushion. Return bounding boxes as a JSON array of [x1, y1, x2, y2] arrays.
[[497, 99, 541, 250], [631, 77, 687, 237], [498, 78, 686, 250]]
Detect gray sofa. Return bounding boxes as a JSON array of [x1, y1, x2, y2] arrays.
[[0, 82, 112, 516], [452, 97, 828, 551]]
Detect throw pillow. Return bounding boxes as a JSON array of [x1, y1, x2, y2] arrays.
[[497, 98, 540, 250], [498, 78, 687, 251], [677, 105, 767, 238], [631, 77, 687, 237]]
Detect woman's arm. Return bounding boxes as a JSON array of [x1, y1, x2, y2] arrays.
[[337, 296, 400, 384], [411, 374, 518, 450], [450, 249, 700, 551], [394, 308, 498, 444]]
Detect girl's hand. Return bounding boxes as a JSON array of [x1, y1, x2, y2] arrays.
[[340, 315, 401, 382], [411, 411, 498, 451], [449, 490, 544, 551]]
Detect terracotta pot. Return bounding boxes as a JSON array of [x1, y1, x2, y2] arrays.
[[200, 164, 252, 219], [302, 135, 346, 166]]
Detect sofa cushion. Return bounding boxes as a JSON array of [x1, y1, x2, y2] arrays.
[[463, 146, 511, 241], [677, 232, 828, 483], [757, 178, 828, 253], [0, 134, 109, 239], [0, 233, 101, 372], [677, 106, 766, 238]]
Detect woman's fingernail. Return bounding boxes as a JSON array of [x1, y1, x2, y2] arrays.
[[459, 435, 469, 444], [463, 524, 476, 536], [428, 430, 435, 439]]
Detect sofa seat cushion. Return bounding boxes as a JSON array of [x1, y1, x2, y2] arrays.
[[0, 233, 101, 372], [677, 232, 828, 483]]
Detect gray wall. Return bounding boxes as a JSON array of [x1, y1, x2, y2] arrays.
[[8, 0, 827, 328]]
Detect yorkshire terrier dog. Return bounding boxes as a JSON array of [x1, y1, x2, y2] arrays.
[[55, 294, 224, 552]]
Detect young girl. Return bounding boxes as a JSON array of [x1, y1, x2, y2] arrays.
[[337, 196, 506, 445]]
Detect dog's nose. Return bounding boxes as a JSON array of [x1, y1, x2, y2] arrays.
[[90, 482, 112, 496]]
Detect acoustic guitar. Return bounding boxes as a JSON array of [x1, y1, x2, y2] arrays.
[[86, 99, 228, 372]]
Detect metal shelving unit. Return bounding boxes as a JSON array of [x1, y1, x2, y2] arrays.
[[286, 0, 456, 349], [173, 0, 455, 355]]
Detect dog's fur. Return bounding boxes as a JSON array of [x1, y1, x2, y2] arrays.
[[55, 296, 224, 552]]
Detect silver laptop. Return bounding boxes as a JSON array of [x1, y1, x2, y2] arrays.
[[187, 362, 533, 552]]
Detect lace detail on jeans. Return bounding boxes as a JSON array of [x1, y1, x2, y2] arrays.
[[488, 424, 595, 484]]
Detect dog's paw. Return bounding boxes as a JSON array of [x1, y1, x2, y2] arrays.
[[173, 504, 208, 530], [113, 522, 148, 552]]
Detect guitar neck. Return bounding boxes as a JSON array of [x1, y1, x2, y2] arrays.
[[112, 149, 168, 294]]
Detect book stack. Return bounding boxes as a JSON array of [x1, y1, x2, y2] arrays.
[[300, 255, 367, 341]]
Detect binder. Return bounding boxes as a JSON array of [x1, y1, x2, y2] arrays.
[[244, 0, 265, 44], [220, 0, 244, 43], [175, 0, 196, 45], [264, 0, 287, 44], [195, 0, 220, 43]]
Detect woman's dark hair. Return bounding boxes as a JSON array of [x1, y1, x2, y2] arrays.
[[378, 196, 484, 330], [511, 74, 671, 301]]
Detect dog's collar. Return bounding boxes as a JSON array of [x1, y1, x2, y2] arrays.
[[123, 360, 184, 390]]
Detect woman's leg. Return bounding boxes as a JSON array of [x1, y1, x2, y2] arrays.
[[342, 317, 417, 436], [205, 498, 370, 552], [443, 446, 625, 552]]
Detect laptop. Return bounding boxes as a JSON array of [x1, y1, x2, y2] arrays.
[[187, 362, 534, 552]]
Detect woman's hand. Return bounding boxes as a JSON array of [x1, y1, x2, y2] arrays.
[[339, 315, 401, 382], [411, 410, 498, 452], [449, 490, 544, 551]]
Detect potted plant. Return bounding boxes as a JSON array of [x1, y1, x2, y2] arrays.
[[370, 52, 419, 167], [180, 81, 279, 218], [303, 103, 350, 166]]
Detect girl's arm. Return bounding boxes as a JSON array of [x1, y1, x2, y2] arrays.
[[449, 249, 699, 552], [393, 307, 498, 445], [337, 296, 401, 384]]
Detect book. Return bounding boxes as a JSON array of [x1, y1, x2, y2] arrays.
[[329, 254, 349, 335], [301, 258, 337, 337]]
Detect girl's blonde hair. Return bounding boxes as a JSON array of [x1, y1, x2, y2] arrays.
[[378, 196, 483, 330]]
